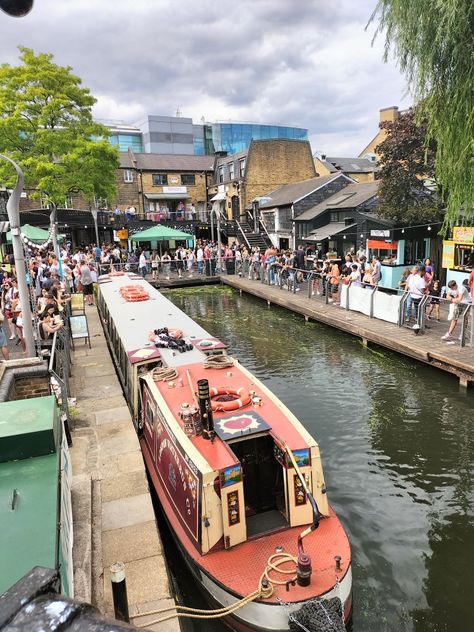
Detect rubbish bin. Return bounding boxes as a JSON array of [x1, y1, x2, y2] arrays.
[[226, 257, 235, 275]]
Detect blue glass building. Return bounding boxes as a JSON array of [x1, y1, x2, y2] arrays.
[[210, 122, 308, 155]]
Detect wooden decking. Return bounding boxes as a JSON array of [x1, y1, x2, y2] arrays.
[[221, 276, 474, 388]]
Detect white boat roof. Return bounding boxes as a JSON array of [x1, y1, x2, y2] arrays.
[[98, 274, 213, 367]]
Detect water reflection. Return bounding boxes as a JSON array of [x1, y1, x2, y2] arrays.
[[165, 287, 474, 632]]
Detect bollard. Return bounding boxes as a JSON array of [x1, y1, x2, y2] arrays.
[[110, 562, 130, 623]]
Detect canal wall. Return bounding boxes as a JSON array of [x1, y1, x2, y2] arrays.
[[69, 307, 180, 631], [221, 276, 474, 388]]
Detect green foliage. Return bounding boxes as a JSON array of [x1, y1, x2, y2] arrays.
[[375, 108, 442, 223], [0, 47, 118, 205], [371, 0, 474, 226]]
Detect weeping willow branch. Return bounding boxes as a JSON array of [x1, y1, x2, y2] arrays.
[[370, 0, 474, 228]]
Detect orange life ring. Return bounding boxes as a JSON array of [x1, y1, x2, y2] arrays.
[[209, 386, 251, 412], [120, 284, 149, 302]]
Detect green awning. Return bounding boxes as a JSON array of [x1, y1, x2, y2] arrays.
[[6, 224, 64, 244], [131, 224, 193, 242]]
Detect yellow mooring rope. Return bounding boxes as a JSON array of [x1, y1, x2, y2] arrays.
[[133, 552, 298, 627]]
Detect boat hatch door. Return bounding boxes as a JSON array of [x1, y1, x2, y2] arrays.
[[286, 448, 315, 527], [220, 468, 246, 549]]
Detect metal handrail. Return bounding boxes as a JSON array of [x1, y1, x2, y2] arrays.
[[460, 304, 472, 347], [234, 217, 251, 250]]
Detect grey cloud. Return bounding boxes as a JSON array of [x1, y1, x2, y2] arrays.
[[0, 0, 410, 154]]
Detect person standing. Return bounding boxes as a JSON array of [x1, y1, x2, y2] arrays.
[[138, 250, 148, 279], [150, 250, 160, 281], [371, 256, 382, 286], [79, 259, 94, 306], [442, 280, 471, 341], [405, 266, 426, 321], [161, 251, 171, 279]]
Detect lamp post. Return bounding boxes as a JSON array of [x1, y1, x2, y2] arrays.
[[90, 207, 100, 247], [0, 154, 35, 357]]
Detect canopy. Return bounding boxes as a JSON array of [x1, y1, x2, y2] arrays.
[[131, 225, 193, 242], [6, 224, 65, 244]]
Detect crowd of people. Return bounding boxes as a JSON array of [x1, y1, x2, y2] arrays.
[[0, 238, 472, 360]]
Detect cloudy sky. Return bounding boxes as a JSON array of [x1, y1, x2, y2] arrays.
[[1, 0, 412, 155]]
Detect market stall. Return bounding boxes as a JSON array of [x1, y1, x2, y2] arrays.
[[442, 226, 474, 286]]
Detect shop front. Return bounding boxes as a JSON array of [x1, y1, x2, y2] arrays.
[[442, 226, 474, 286]]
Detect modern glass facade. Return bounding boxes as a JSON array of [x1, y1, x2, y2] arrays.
[[211, 123, 308, 155], [109, 133, 143, 153]]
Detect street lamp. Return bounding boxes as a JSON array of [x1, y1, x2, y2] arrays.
[[0, 154, 35, 357], [90, 207, 100, 247], [210, 203, 222, 273]]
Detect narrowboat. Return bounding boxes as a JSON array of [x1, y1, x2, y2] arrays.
[[97, 273, 351, 631]]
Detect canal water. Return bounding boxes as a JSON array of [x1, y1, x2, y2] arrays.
[[163, 286, 473, 632]]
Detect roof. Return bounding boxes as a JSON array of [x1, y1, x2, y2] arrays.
[[259, 174, 346, 209], [327, 157, 379, 173], [296, 181, 379, 221], [304, 222, 356, 242], [316, 156, 379, 174], [119, 153, 215, 171], [130, 225, 193, 241]]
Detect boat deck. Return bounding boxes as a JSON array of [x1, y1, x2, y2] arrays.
[[152, 360, 313, 471], [198, 507, 350, 603]]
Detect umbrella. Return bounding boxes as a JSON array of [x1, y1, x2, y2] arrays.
[[6, 223, 64, 244], [131, 224, 193, 242]]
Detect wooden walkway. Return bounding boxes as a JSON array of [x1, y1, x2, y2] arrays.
[[221, 276, 474, 388]]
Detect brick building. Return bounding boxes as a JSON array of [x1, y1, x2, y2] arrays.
[[208, 139, 316, 222], [117, 151, 215, 219]]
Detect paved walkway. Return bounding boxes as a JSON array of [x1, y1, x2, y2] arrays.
[[221, 276, 474, 388], [68, 305, 179, 631]]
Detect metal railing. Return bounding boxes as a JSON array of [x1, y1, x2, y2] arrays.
[[244, 265, 474, 349]]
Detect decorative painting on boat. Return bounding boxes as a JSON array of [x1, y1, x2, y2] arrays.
[[294, 474, 307, 506], [155, 412, 201, 542], [221, 464, 242, 488], [288, 448, 310, 468], [227, 490, 240, 525]]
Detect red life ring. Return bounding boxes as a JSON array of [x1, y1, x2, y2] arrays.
[[209, 386, 251, 412]]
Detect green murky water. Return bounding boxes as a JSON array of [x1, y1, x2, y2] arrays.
[[165, 286, 474, 632]]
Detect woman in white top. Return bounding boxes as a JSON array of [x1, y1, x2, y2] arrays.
[[150, 250, 160, 281], [442, 280, 471, 340], [187, 249, 195, 276], [138, 250, 148, 279]]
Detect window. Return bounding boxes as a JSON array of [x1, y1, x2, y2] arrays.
[[239, 158, 246, 178], [218, 166, 224, 183], [229, 162, 235, 180], [64, 193, 74, 209], [152, 174, 168, 186], [330, 211, 340, 222], [181, 174, 195, 186], [123, 169, 134, 183]]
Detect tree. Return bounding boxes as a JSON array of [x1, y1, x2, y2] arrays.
[[371, 0, 474, 226], [375, 108, 442, 223], [0, 47, 118, 206]]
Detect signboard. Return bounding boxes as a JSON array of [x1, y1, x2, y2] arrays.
[[162, 186, 187, 194], [442, 240, 455, 269], [453, 226, 474, 244], [370, 229, 390, 238], [69, 315, 91, 348]]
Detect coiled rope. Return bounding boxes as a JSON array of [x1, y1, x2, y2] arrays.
[[133, 552, 299, 627], [151, 366, 179, 382], [203, 354, 234, 369]]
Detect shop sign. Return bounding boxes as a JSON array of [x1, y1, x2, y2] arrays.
[[163, 186, 187, 194], [453, 226, 474, 243], [370, 229, 390, 237], [442, 240, 455, 269]]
